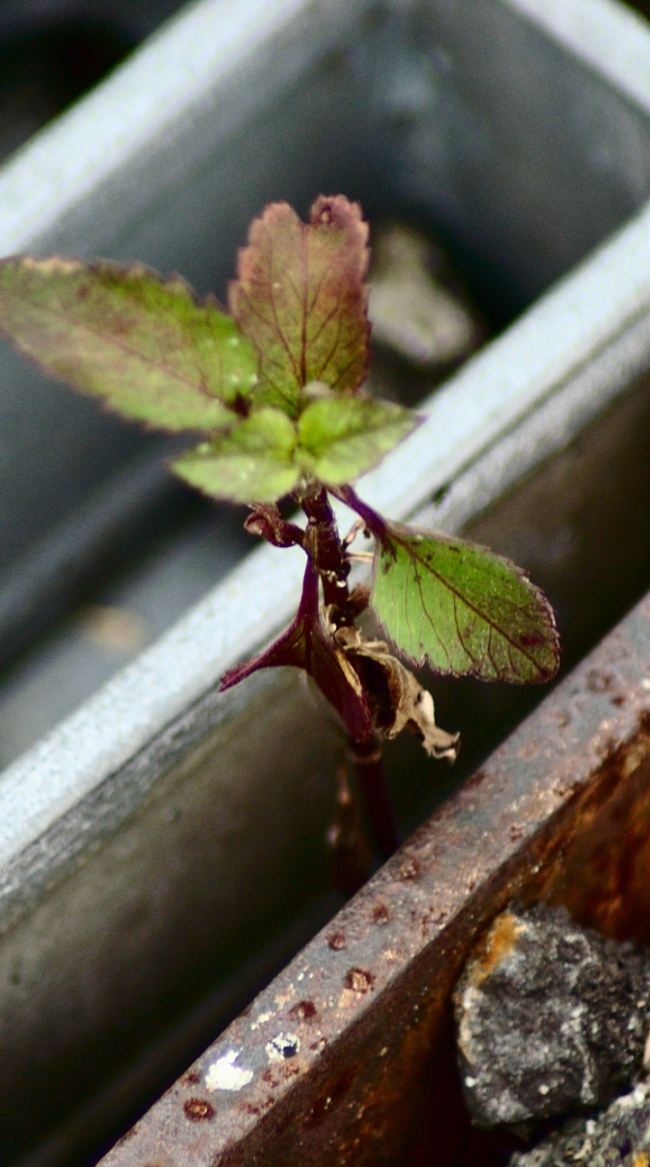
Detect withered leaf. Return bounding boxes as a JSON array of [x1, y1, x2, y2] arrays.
[[335, 625, 459, 760], [229, 195, 370, 414]]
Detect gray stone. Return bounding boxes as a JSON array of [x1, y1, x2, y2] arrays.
[[454, 903, 650, 1127], [509, 1078, 650, 1166]]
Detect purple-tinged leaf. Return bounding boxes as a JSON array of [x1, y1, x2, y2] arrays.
[[0, 258, 258, 431], [220, 563, 373, 743], [371, 523, 560, 683], [229, 195, 370, 414]]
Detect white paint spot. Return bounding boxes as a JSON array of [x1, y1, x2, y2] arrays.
[[642, 678, 650, 690], [250, 1010, 273, 1032], [465, 1076, 477, 1088], [205, 1049, 254, 1092], [265, 1033, 301, 1062], [538, 1084, 550, 1095], [379, 1047, 388, 1058]]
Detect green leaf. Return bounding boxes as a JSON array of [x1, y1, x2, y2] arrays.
[[229, 195, 370, 414], [371, 524, 560, 683], [172, 407, 300, 503], [297, 396, 419, 484], [0, 258, 258, 431]]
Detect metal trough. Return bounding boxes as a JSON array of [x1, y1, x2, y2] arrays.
[[3, 0, 650, 1163], [99, 580, 650, 1167]]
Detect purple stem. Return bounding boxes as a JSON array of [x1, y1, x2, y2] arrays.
[[349, 733, 400, 859], [330, 484, 388, 543]]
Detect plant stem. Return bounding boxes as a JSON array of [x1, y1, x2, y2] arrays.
[[330, 483, 388, 542], [328, 760, 372, 895], [299, 484, 350, 608], [348, 732, 400, 859], [299, 484, 399, 857]]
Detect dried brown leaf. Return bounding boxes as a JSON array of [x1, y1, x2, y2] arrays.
[[335, 625, 459, 760]]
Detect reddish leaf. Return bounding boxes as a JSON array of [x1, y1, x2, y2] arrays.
[[229, 195, 370, 414], [220, 563, 373, 743]]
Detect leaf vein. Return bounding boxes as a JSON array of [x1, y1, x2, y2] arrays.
[[265, 235, 302, 387], [23, 306, 222, 402], [407, 542, 547, 671]]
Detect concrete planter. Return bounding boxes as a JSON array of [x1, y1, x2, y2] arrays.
[[2, 0, 650, 1163]]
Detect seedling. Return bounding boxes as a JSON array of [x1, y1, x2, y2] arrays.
[[0, 196, 559, 871]]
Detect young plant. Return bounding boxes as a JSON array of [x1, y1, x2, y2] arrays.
[[0, 195, 559, 869]]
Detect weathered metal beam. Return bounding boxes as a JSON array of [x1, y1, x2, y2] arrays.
[[101, 591, 650, 1166]]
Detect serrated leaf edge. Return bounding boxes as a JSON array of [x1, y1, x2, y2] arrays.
[[0, 256, 254, 430], [371, 526, 561, 684]]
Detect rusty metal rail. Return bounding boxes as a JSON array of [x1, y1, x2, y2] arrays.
[[100, 590, 650, 1166]]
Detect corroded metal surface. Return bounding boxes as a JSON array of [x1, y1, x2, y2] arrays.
[[101, 593, 650, 1167]]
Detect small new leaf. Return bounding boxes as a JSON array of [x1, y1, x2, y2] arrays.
[[297, 396, 418, 484], [372, 524, 560, 683], [0, 259, 258, 431], [172, 408, 299, 503], [229, 195, 370, 414]]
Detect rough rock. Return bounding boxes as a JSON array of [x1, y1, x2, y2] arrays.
[[509, 1078, 650, 1166], [454, 903, 650, 1127]]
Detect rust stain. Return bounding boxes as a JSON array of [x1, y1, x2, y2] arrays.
[[327, 931, 346, 950], [344, 968, 375, 994], [372, 902, 390, 925], [304, 1068, 355, 1129], [586, 668, 616, 693], [184, 1098, 215, 1122], [469, 911, 527, 989], [289, 1000, 318, 1022], [397, 855, 420, 880]]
